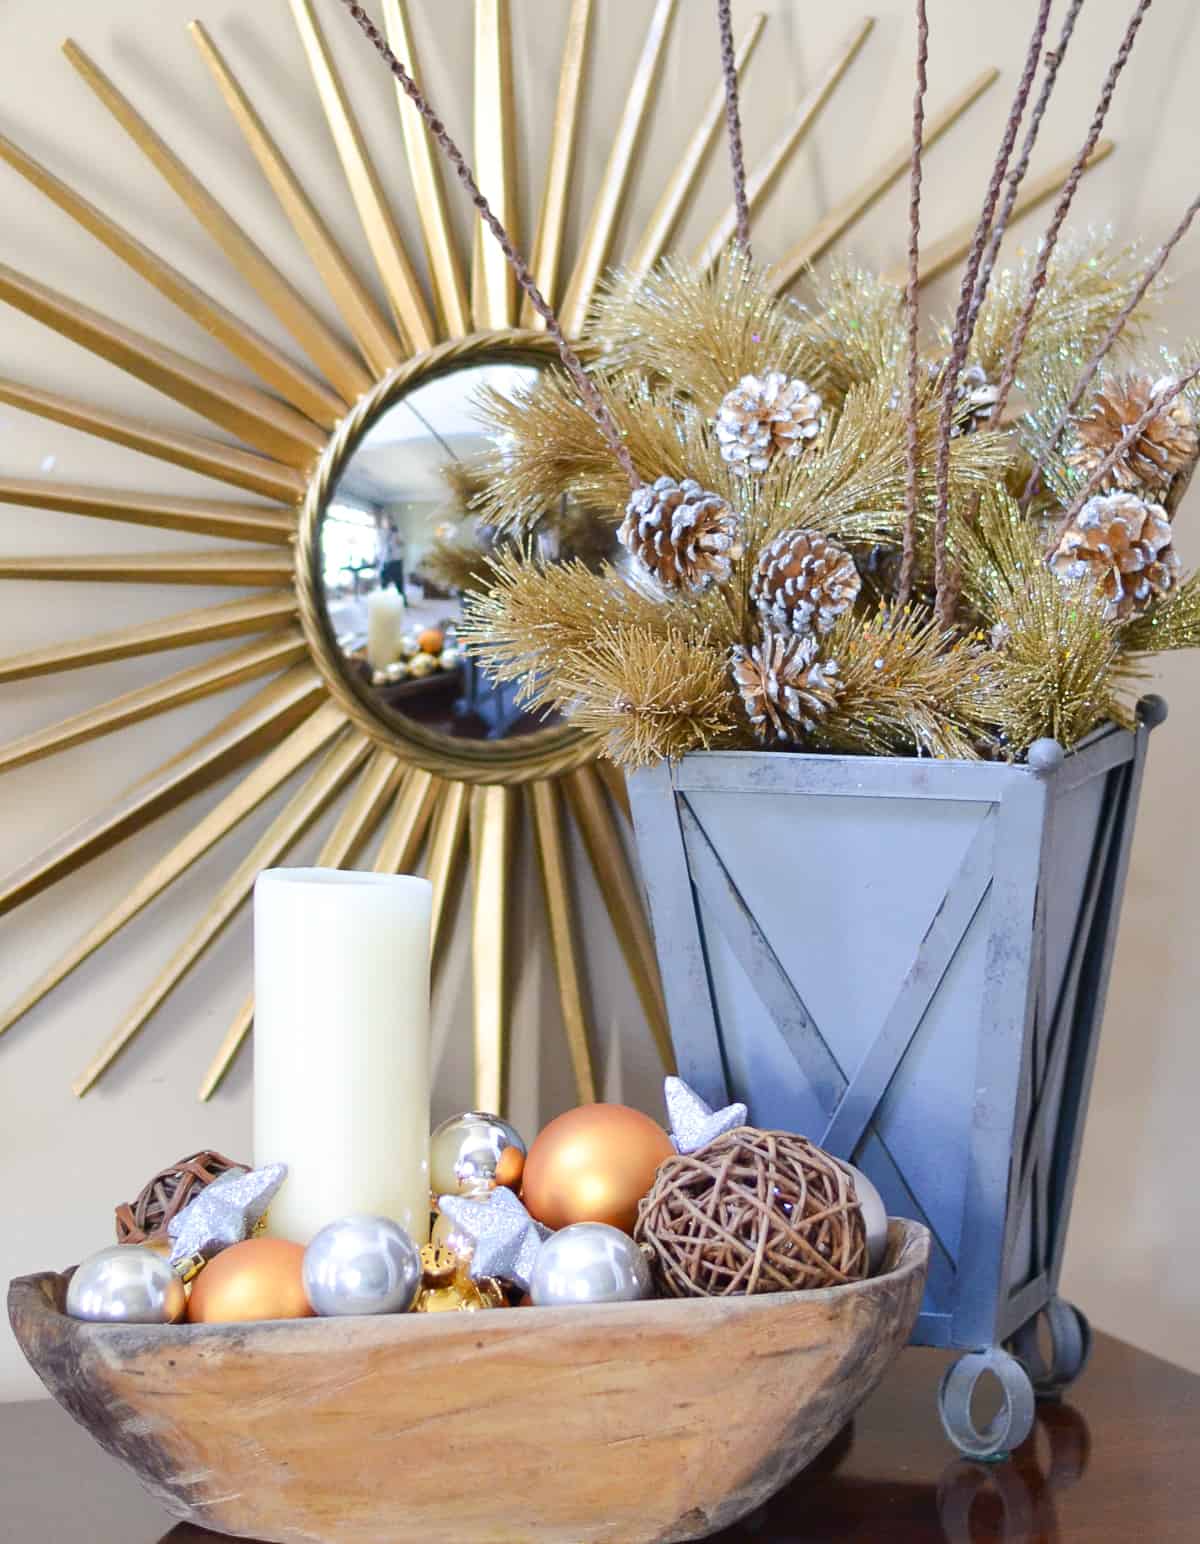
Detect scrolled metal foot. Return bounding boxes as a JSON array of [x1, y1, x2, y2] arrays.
[[938, 1347, 1036, 1461], [1010, 1296, 1092, 1399]]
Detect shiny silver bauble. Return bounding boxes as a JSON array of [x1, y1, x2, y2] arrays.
[[302, 1214, 422, 1316], [842, 1162, 889, 1274], [529, 1222, 653, 1307], [429, 1111, 526, 1198], [66, 1245, 187, 1324]]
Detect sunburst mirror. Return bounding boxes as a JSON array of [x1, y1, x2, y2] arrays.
[[0, 0, 1109, 1110]]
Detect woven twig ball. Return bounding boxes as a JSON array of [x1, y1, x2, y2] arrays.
[[114, 1150, 246, 1246], [634, 1128, 868, 1297]]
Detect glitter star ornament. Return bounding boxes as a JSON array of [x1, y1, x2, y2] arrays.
[[167, 1163, 288, 1268], [664, 1076, 748, 1154], [437, 1185, 551, 1293]]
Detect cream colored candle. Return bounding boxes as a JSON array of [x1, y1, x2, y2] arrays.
[[365, 587, 405, 670], [253, 869, 432, 1245]]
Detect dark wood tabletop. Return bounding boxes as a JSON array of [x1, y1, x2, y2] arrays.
[[1, 1330, 1196, 1543]]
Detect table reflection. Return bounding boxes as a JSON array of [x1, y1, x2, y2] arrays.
[[705, 1402, 1091, 1543]]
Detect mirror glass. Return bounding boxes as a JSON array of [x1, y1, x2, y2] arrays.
[[317, 358, 602, 744]]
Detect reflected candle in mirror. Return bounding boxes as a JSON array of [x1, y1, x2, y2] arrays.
[[366, 586, 406, 670], [253, 869, 433, 1245]]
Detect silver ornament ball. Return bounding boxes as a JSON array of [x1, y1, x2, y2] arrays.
[[66, 1245, 187, 1324], [429, 1111, 526, 1197], [842, 1162, 889, 1275], [302, 1215, 422, 1317], [530, 1222, 653, 1307]]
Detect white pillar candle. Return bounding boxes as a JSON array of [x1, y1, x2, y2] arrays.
[[253, 869, 432, 1245], [366, 587, 406, 670]]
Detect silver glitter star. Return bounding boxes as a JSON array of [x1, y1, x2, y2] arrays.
[[665, 1076, 748, 1154], [167, 1163, 288, 1266], [437, 1186, 551, 1293]]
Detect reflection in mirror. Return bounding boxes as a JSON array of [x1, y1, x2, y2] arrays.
[[319, 359, 603, 744]]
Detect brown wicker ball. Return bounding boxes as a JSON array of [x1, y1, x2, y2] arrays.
[[634, 1128, 868, 1298], [114, 1151, 246, 1246]]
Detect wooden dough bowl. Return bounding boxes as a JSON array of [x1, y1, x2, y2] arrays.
[[9, 1219, 928, 1544]]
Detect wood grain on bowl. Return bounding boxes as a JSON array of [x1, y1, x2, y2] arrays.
[[9, 1219, 929, 1544]]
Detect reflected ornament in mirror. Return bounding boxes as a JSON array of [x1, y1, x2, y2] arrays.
[[313, 353, 602, 753]]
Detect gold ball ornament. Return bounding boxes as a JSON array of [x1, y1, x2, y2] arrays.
[[186, 1238, 312, 1324], [522, 1103, 673, 1235], [413, 1243, 506, 1313]]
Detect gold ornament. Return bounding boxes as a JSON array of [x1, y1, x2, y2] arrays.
[[1050, 490, 1180, 621], [618, 477, 743, 592], [521, 1103, 674, 1235], [430, 1208, 473, 1260], [1068, 372, 1199, 494], [731, 628, 842, 743], [750, 528, 861, 636], [186, 1237, 312, 1324], [714, 371, 823, 476], [412, 1243, 506, 1313]]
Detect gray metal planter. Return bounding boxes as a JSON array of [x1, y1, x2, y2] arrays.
[[627, 696, 1164, 1458]]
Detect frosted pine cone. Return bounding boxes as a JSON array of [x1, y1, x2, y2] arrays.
[[1049, 490, 1179, 622], [952, 363, 1000, 437], [619, 476, 743, 592], [714, 372, 823, 477], [731, 628, 841, 743], [1068, 373, 1199, 494], [750, 528, 861, 635]]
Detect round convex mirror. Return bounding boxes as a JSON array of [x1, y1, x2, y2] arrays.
[[298, 338, 608, 783]]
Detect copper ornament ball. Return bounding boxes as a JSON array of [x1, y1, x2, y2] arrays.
[[187, 1237, 312, 1324], [521, 1103, 673, 1235]]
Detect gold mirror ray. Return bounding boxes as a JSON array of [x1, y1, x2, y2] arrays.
[[0, 129, 346, 430], [0, 4, 1094, 1112], [0, 480, 296, 545]]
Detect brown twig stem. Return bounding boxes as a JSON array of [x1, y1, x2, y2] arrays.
[[970, 0, 1086, 330], [1022, 187, 1200, 510], [991, 0, 1155, 426], [717, 0, 752, 258], [896, 0, 929, 612], [932, 0, 1053, 628], [333, 0, 641, 492]]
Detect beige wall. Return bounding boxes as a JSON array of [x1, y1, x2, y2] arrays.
[[2, 0, 1198, 1401]]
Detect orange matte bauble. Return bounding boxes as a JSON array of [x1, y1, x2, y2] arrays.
[[522, 1103, 674, 1235], [417, 626, 444, 656], [187, 1238, 312, 1325]]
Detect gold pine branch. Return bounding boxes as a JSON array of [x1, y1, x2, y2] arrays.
[[957, 491, 1130, 748], [965, 234, 1160, 385], [789, 261, 908, 401], [807, 606, 991, 761], [550, 624, 740, 767], [589, 248, 826, 413], [1122, 570, 1200, 652]]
